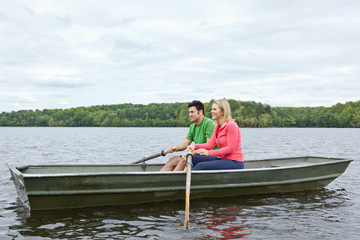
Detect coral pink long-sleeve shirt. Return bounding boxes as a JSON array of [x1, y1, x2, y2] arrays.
[[194, 120, 244, 161]]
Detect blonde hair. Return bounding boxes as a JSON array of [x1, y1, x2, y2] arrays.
[[213, 98, 232, 125]]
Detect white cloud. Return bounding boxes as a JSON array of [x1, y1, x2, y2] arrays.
[[77, 49, 105, 58], [30, 67, 81, 76], [24, 96, 36, 102], [59, 101, 70, 106], [329, 65, 359, 74], [57, 25, 104, 46], [28, 67, 88, 88]]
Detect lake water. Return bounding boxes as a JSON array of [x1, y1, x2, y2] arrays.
[[0, 127, 359, 239]]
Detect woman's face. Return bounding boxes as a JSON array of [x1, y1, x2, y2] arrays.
[[211, 103, 223, 122]]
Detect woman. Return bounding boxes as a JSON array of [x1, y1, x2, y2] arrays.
[[187, 98, 244, 170]]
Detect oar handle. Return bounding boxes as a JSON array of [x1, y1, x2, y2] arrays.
[[184, 153, 193, 228], [131, 150, 168, 164]]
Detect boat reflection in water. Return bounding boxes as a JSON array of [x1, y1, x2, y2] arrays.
[[9, 201, 251, 239], [205, 207, 251, 239]]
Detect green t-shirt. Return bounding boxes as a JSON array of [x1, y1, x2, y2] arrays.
[[186, 117, 217, 145]]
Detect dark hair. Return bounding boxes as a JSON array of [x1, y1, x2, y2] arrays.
[[188, 100, 204, 114]]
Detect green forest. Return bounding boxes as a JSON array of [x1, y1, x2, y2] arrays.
[[1, 99, 360, 128]]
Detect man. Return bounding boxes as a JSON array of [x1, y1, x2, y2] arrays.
[[160, 100, 216, 171]]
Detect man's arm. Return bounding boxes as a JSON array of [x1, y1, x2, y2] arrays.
[[167, 139, 192, 153]]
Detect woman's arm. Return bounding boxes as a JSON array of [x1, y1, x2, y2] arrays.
[[194, 126, 218, 150], [208, 122, 239, 157]]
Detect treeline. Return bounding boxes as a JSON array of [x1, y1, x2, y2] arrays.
[[1, 100, 359, 127]]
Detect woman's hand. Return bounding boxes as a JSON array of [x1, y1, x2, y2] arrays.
[[197, 149, 209, 156]]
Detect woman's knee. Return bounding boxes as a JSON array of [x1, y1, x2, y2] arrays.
[[192, 155, 217, 165], [192, 162, 208, 170]]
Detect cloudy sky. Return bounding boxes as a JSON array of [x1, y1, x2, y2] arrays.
[[1, 0, 359, 112]]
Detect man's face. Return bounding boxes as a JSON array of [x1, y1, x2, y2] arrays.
[[188, 106, 201, 123]]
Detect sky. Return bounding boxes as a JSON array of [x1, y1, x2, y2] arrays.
[[1, 0, 360, 112]]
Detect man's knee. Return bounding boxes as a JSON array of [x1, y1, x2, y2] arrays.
[[168, 155, 181, 164], [160, 156, 181, 171]]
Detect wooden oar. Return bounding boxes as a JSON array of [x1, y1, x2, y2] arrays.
[[131, 150, 168, 164], [184, 153, 193, 228]]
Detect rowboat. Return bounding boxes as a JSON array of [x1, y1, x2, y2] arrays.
[[8, 156, 352, 210]]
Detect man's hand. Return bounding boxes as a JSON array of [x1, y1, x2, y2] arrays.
[[181, 154, 187, 163], [166, 146, 176, 153], [186, 145, 195, 153]]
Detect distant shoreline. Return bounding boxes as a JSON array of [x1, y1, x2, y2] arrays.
[[1, 100, 359, 128]]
